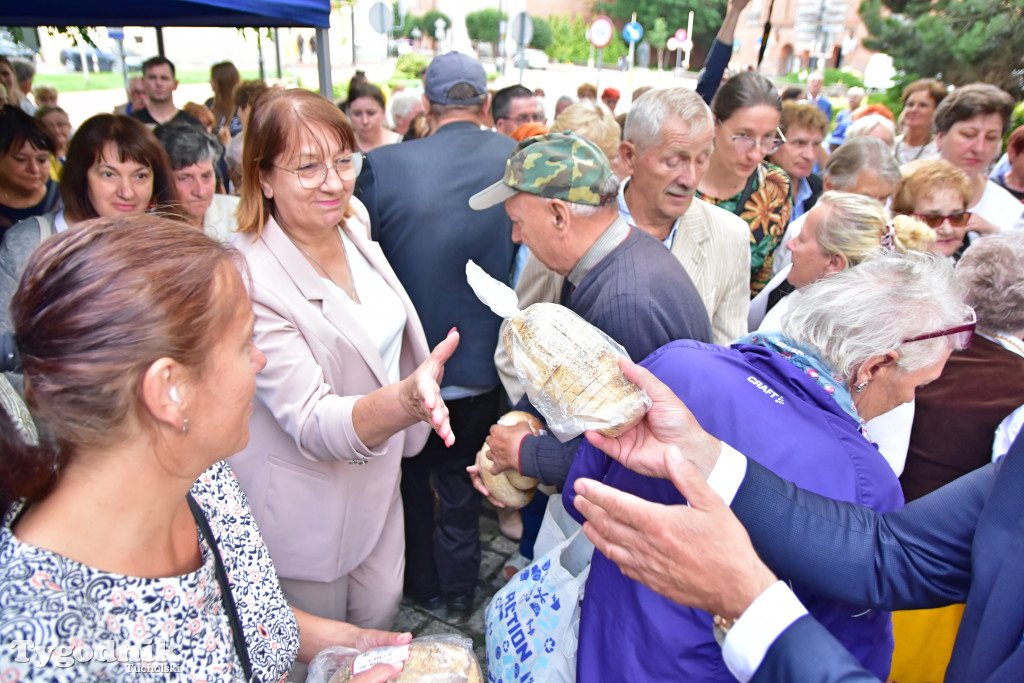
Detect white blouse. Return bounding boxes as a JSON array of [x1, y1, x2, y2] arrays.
[[323, 229, 407, 384]]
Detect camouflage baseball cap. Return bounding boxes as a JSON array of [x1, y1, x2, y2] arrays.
[[469, 131, 616, 210]]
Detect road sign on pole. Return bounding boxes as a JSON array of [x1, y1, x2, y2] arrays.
[[623, 22, 643, 43], [589, 15, 614, 49]]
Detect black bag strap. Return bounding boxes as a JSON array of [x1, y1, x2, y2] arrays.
[[188, 493, 256, 682]]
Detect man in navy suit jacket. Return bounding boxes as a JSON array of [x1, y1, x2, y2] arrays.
[[572, 358, 1024, 682], [355, 52, 517, 616]]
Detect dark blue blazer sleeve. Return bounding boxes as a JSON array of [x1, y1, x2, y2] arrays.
[[733, 456, 991, 612], [751, 615, 882, 682], [696, 39, 733, 105]]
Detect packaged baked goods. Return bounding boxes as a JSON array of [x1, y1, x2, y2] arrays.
[[477, 411, 543, 508], [466, 260, 650, 442], [309, 635, 482, 683]]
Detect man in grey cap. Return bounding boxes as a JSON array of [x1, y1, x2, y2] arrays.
[[355, 51, 517, 618], [469, 132, 712, 491]]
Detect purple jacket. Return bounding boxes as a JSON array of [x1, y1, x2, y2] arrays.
[[565, 340, 904, 681]]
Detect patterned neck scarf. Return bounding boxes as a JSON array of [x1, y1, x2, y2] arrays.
[[738, 331, 862, 425]]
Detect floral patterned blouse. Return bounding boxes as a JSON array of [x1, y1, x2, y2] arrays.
[[698, 162, 793, 297], [0, 461, 300, 681]]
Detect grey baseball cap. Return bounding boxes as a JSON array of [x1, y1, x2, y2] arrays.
[[424, 52, 488, 106]]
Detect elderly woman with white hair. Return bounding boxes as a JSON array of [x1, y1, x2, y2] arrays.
[[565, 251, 972, 682], [846, 113, 897, 148]]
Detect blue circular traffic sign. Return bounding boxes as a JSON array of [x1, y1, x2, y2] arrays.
[[623, 21, 643, 43]]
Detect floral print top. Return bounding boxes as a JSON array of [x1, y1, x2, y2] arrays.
[[698, 162, 793, 297], [0, 461, 300, 681]]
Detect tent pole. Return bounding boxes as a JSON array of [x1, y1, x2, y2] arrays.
[[156, 27, 165, 57], [274, 27, 282, 78], [316, 27, 332, 100]]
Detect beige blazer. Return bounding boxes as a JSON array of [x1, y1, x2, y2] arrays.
[[228, 199, 430, 583], [670, 198, 751, 347]]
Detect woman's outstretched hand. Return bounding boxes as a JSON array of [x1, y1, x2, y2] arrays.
[[402, 328, 459, 447]]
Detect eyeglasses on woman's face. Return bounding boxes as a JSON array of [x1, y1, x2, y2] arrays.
[[912, 211, 972, 229], [276, 152, 364, 189], [718, 119, 787, 155]]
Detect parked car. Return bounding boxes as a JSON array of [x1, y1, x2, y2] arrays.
[[60, 45, 143, 73], [512, 48, 550, 70], [0, 32, 34, 61]]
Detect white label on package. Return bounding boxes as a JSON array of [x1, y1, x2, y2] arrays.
[[352, 645, 411, 674]]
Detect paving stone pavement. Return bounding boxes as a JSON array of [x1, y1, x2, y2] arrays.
[[391, 502, 520, 681]]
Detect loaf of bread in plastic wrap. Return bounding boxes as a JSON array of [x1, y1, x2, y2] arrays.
[[477, 411, 543, 508], [504, 303, 650, 441], [327, 635, 482, 683]]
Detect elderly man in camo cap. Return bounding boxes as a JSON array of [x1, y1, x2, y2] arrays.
[[469, 131, 711, 489]]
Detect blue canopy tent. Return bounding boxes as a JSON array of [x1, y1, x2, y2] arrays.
[[2, 0, 335, 94]]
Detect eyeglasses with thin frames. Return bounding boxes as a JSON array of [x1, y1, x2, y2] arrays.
[[275, 153, 364, 189], [911, 211, 972, 229], [902, 308, 976, 348], [717, 119, 787, 156]]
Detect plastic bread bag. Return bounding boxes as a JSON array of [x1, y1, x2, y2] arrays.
[[310, 634, 482, 683], [466, 260, 650, 442]]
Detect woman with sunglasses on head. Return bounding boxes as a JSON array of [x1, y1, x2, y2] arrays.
[[697, 71, 793, 297], [229, 88, 458, 672], [886, 232, 1024, 683], [891, 158, 973, 262]]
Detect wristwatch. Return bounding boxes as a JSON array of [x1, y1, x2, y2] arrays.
[[713, 613, 738, 647]]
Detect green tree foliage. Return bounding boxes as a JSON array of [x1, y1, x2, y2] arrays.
[[859, 0, 1024, 94], [530, 15, 554, 50], [466, 8, 505, 45], [647, 17, 670, 70], [546, 14, 627, 64], [422, 9, 452, 39], [592, 0, 729, 69]]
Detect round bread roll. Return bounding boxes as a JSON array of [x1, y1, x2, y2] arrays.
[[478, 411, 543, 508]]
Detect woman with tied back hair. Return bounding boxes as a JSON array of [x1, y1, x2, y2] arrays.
[[751, 192, 933, 474], [891, 157, 973, 261], [346, 82, 400, 153], [205, 61, 242, 143], [889, 232, 1024, 683], [0, 113, 179, 336], [697, 70, 793, 297], [0, 215, 409, 682], [229, 88, 458, 653]]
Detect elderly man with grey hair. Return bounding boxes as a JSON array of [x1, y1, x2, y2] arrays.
[[617, 86, 751, 346], [773, 136, 900, 275], [153, 123, 238, 242], [470, 131, 711, 490]]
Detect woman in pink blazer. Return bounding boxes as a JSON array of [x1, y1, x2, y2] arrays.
[[229, 88, 458, 635]]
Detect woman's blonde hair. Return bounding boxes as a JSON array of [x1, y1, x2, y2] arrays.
[[814, 191, 934, 266], [553, 99, 621, 162], [890, 158, 971, 215]]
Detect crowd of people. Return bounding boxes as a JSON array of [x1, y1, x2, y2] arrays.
[[0, 4, 1023, 680]]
